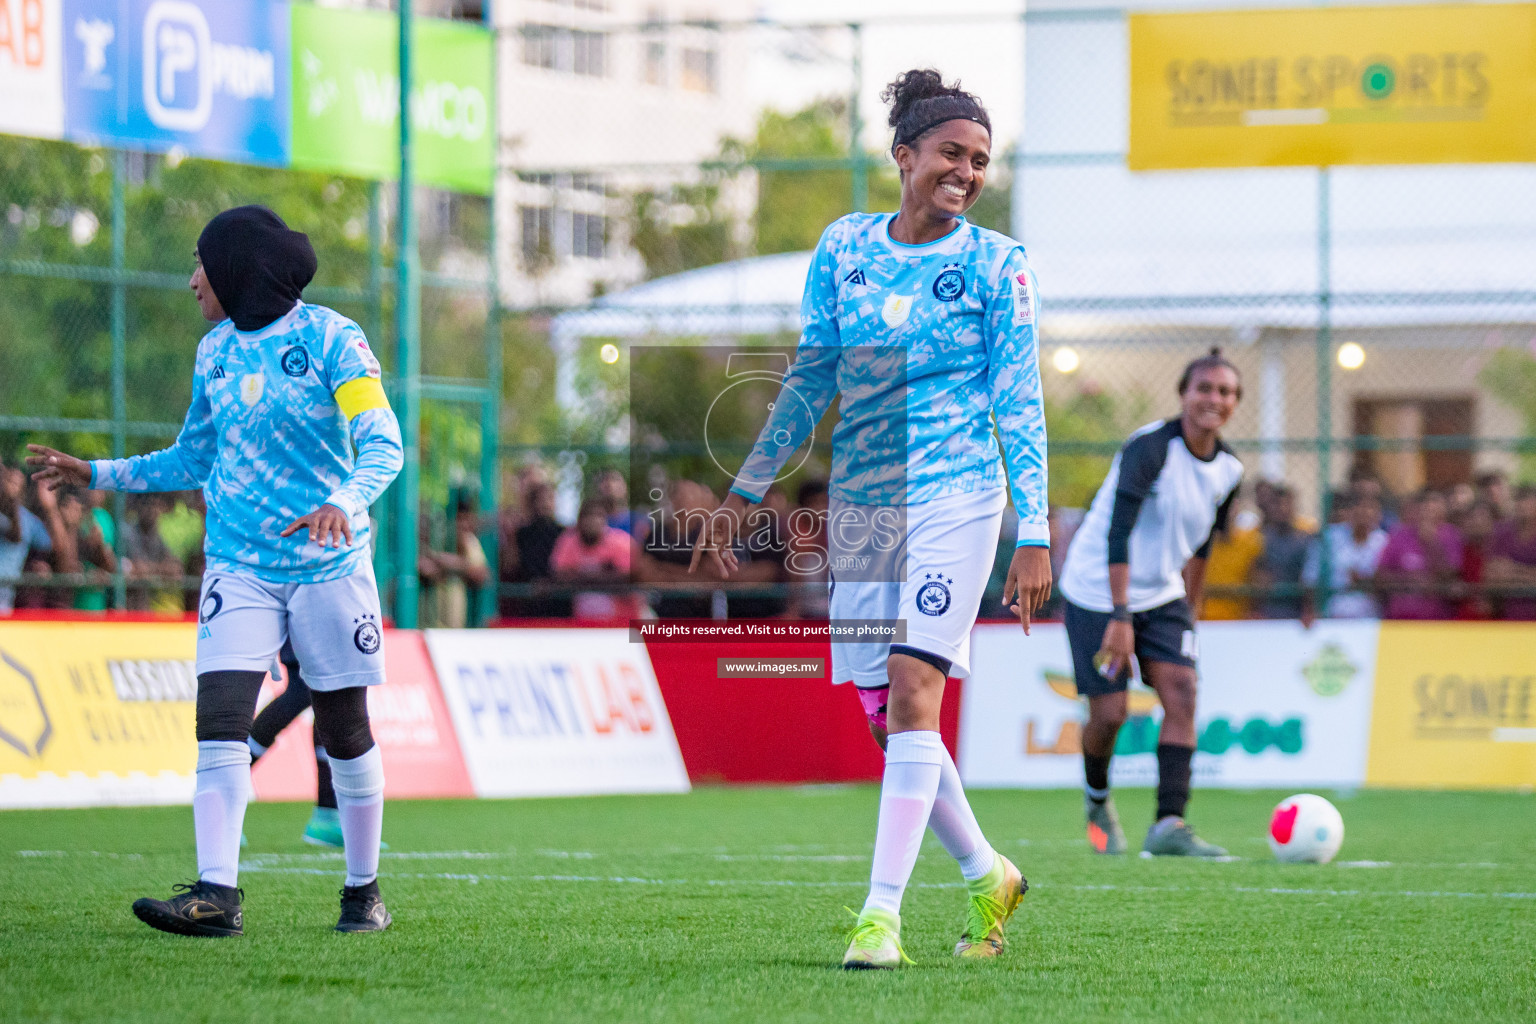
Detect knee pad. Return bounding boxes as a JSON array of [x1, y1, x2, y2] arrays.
[[857, 686, 890, 733], [310, 686, 376, 762], [195, 671, 267, 743]]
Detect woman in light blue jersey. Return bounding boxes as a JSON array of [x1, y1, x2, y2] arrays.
[[29, 207, 401, 938], [692, 69, 1052, 968]]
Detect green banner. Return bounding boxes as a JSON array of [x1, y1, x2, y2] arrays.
[[290, 5, 492, 194]]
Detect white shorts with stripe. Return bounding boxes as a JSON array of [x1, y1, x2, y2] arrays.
[[195, 561, 386, 690], [828, 486, 1007, 690]]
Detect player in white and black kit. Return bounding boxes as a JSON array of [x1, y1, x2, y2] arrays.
[[1057, 348, 1243, 858]]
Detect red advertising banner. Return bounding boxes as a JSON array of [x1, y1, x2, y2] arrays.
[[252, 630, 473, 801]]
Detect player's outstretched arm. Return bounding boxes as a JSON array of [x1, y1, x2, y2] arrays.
[[40, 360, 218, 494]]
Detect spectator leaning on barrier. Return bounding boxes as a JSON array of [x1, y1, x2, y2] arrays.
[[784, 478, 829, 620], [418, 493, 491, 628], [123, 494, 185, 614], [0, 458, 55, 614], [732, 485, 791, 619], [1456, 500, 1498, 620], [1253, 484, 1313, 619], [1201, 492, 1263, 620], [1489, 484, 1536, 620], [1476, 470, 1511, 522], [59, 486, 117, 612], [1301, 491, 1387, 624], [550, 497, 644, 620], [1375, 489, 1463, 620]]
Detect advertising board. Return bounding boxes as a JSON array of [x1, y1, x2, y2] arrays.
[[0, 621, 196, 807], [0, 0, 65, 139], [425, 628, 690, 798], [1366, 622, 1536, 789], [250, 630, 473, 802], [1129, 4, 1536, 169], [959, 621, 1379, 789], [62, 0, 289, 164]]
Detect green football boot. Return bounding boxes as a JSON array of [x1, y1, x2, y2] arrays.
[[842, 907, 911, 969]]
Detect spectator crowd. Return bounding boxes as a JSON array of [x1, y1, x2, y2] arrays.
[[8, 448, 1536, 624]]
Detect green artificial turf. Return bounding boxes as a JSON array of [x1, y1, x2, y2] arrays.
[[1, 787, 1532, 1023]]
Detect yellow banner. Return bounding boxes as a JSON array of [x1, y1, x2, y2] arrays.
[[1129, 4, 1536, 169], [1367, 622, 1536, 788], [0, 623, 198, 805]]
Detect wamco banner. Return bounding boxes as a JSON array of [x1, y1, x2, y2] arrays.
[[289, 3, 492, 195], [1129, 3, 1536, 169], [959, 621, 1380, 789]]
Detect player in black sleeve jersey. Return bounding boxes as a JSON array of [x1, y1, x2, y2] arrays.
[[1056, 348, 1243, 857]]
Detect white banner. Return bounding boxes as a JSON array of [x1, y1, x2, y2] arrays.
[[959, 621, 1379, 789], [424, 628, 690, 798], [0, 0, 64, 139]]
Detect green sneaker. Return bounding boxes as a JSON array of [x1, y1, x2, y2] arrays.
[[1086, 795, 1127, 855], [1143, 817, 1227, 858], [954, 854, 1027, 959], [301, 807, 344, 848], [842, 907, 912, 970]]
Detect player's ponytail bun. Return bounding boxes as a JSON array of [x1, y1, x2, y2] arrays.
[[1178, 346, 1243, 398], [881, 69, 991, 156]]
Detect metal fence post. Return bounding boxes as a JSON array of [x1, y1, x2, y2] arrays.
[[394, 3, 422, 628], [1315, 166, 1334, 611], [478, 0, 501, 627], [849, 22, 866, 214], [110, 149, 128, 610], [366, 179, 393, 618]]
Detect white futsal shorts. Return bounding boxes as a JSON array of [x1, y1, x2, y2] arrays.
[[828, 486, 1007, 690], [194, 561, 386, 690]]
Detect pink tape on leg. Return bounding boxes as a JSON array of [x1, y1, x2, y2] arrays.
[[858, 686, 891, 732]]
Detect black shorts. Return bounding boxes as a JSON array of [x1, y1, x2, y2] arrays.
[[1063, 598, 1197, 698]]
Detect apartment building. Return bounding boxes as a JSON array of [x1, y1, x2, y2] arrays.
[[491, 0, 757, 307]]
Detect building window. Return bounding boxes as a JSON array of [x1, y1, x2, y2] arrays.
[[644, 40, 666, 85], [680, 46, 717, 93], [572, 30, 606, 77], [520, 174, 611, 267], [521, 25, 608, 77], [521, 205, 554, 265]]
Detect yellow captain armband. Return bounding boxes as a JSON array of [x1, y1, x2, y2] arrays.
[[334, 377, 391, 420]]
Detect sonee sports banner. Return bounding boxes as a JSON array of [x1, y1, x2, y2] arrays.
[[1129, 3, 1536, 169]]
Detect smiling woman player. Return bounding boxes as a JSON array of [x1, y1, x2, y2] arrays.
[[1057, 349, 1244, 858], [691, 69, 1052, 968], [28, 206, 401, 936]]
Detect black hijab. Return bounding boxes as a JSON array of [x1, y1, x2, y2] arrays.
[[197, 206, 317, 332]]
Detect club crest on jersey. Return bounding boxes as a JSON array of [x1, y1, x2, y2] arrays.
[[280, 346, 311, 377], [1012, 272, 1035, 326], [843, 267, 867, 288], [916, 573, 953, 616], [932, 264, 965, 302], [881, 293, 914, 329], [239, 373, 264, 407], [353, 614, 382, 655]]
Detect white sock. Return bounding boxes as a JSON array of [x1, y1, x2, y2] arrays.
[[928, 745, 996, 882], [862, 730, 944, 918], [193, 741, 252, 888], [328, 745, 385, 887]]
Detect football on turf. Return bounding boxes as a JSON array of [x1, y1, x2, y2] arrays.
[[1268, 794, 1344, 863]]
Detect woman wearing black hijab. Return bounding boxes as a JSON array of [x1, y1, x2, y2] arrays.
[[30, 206, 403, 937]]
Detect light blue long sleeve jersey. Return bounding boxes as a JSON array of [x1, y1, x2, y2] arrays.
[[90, 303, 403, 583], [732, 213, 1049, 546]]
